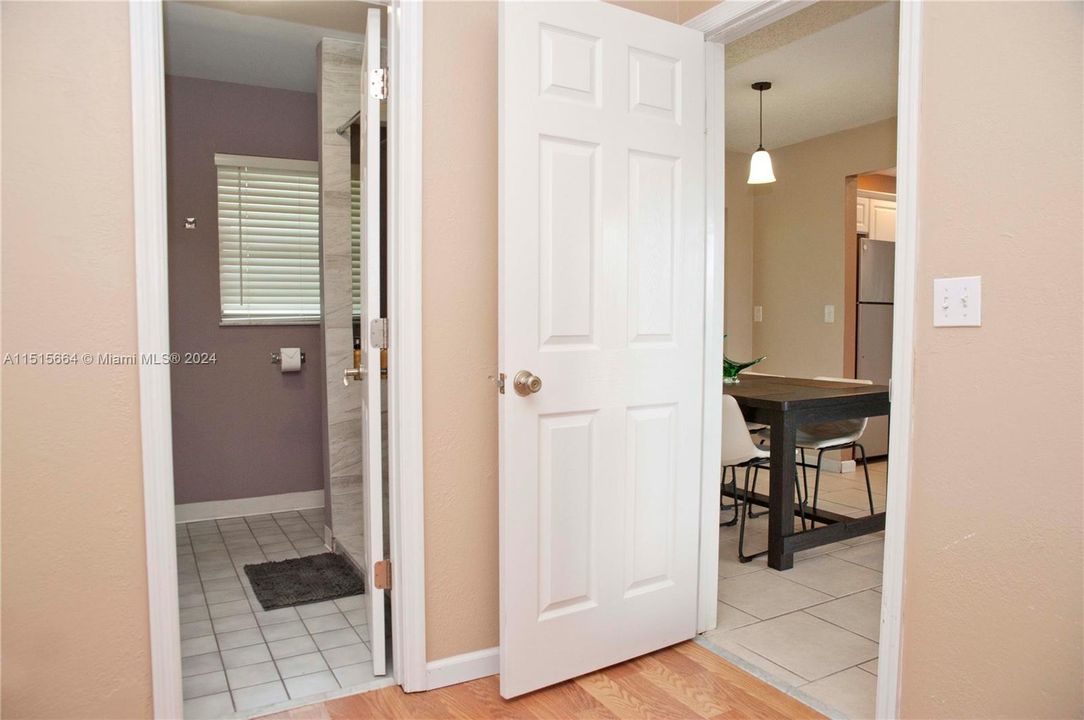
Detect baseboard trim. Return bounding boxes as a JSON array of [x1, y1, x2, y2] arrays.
[[175, 490, 324, 523], [425, 647, 499, 690]]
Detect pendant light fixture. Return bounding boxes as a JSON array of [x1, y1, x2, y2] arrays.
[[747, 81, 777, 185]]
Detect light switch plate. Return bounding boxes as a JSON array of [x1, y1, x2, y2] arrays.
[[754, 306, 763, 322], [933, 276, 982, 327], [824, 304, 835, 323]]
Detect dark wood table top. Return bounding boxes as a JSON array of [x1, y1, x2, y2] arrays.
[[723, 374, 890, 412]]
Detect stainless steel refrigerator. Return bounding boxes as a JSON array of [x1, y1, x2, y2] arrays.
[[856, 237, 895, 457]]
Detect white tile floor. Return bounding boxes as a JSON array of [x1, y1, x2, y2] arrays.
[[706, 460, 888, 720], [177, 509, 380, 719]]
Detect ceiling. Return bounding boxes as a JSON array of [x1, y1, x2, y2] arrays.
[[164, 1, 378, 93], [725, 2, 899, 152]]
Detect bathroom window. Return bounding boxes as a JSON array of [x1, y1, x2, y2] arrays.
[[216, 154, 320, 324]]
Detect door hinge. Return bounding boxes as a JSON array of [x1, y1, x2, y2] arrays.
[[369, 68, 388, 100], [373, 559, 392, 590], [370, 318, 388, 350]]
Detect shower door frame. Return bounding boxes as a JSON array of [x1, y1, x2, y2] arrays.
[[128, 1, 430, 716]]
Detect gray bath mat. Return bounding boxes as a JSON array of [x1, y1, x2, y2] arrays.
[[244, 553, 364, 611]]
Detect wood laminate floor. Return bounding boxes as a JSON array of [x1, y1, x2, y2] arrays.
[[259, 641, 823, 720]]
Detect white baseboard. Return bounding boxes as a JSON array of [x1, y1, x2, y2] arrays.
[[425, 647, 499, 690], [175, 490, 324, 523]]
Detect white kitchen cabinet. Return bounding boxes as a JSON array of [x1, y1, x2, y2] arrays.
[[856, 196, 870, 234], [858, 191, 896, 242]]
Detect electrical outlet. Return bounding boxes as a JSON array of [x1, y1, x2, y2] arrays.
[[933, 276, 982, 327], [824, 305, 835, 323], [754, 306, 763, 322]]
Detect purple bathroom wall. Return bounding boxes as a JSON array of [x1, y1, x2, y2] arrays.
[[166, 75, 325, 505]]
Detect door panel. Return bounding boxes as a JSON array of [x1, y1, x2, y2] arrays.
[[360, 6, 386, 676], [499, 1, 705, 698]]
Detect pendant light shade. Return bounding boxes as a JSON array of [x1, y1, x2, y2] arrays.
[[747, 81, 777, 185], [748, 148, 776, 184]]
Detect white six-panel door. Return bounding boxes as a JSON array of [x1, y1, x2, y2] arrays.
[[361, 6, 386, 677], [498, 2, 706, 698]]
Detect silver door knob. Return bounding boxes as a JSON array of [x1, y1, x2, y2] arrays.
[[513, 370, 542, 396]]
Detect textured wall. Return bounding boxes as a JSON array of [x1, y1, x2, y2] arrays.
[[750, 118, 896, 377], [0, 2, 154, 716], [724, 151, 755, 360], [421, 0, 501, 661], [165, 75, 325, 506], [898, 2, 1083, 717]]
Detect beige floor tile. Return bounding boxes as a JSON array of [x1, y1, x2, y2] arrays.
[[700, 635, 807, 687], [859, 658, 878, 676], [839, 531, 885, 547], [801, 667, 877, 719], [706, 602, 759, 633], [831, 540, 885, 572], [805, 590, 883, 641], [725, 612, 877, 682], [719, 571, 833, 620], [781, 555, 882, 597]]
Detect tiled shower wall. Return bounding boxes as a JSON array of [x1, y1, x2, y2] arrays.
[[318, 38, 365, 566]]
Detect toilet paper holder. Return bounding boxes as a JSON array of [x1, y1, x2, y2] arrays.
[[270, 351, 306, 365]]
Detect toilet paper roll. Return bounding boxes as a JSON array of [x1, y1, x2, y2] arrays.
[[280, 348, 302, 372]]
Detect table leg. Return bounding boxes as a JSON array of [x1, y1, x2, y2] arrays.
[[768, 412, 797, 570]]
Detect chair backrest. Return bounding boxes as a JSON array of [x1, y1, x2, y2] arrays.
[[721, 395, 763, 467], [814, 376, 873, 434]]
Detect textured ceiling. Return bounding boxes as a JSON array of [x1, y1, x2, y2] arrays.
[[725, 2, 899, 152]]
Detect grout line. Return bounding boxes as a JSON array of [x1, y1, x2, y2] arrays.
[[184, 509, 370, 716], [185, 521, 236, 714]]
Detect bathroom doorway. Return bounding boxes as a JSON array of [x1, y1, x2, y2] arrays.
[[161, 2, 394, 716]]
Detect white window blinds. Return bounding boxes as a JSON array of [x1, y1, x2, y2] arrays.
[[216, 154, 320, 324]]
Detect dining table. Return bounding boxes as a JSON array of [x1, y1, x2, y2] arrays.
[[723, 374, 890, 570]]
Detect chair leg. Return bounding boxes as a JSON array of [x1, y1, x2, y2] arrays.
[[798, 448, 810, 529], [794, 473, 807, 531], [811, 448, 826, 528], [738, 464, 766, 563], [721, 465, 739, 527], [855, 443, 875, 514], [748, 466, 766, 518]]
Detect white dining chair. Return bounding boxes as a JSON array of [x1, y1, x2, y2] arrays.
[[722, 394, 798, 563], [798, 376, 876, 526]]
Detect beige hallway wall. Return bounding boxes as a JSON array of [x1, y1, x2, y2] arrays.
[[898, 2, 1083, 717], [724, 152, 755, 360], [749, 118, 896, 378], [0, 2, 154, 717]]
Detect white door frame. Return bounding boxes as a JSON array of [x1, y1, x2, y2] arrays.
[[128, 2, 428, 715], [687, 2, 921, 718]]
